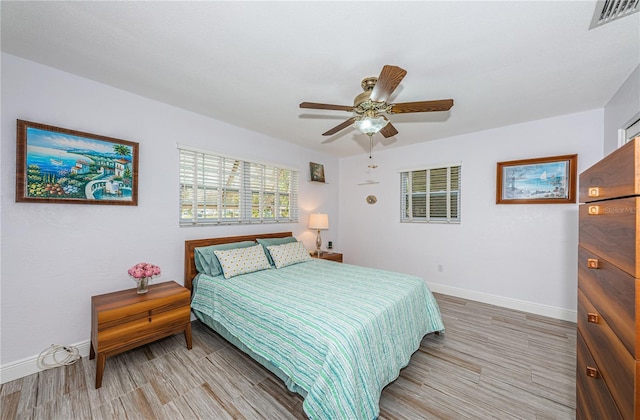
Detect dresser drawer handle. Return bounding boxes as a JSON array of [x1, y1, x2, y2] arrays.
[[586, 258, 599, 269], [587, 206, 602, 215], [588, 187, 600, 198], [587, 312, 600, 324], [586, 366, 599, 378]]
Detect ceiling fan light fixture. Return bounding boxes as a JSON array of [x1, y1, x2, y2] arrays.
[[354, 115, 388, 135]]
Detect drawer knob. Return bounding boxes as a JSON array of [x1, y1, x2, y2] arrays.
[[587, 258, 599, 269], [587, 206, 602, 215], [586, 366, 599, 378], [588, 187, 600, 197], [587, 312, 600, 324]]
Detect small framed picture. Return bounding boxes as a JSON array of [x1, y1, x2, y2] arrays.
[[16, 119, 139, 205], [309, 162, 325, 183], [496, 154, 577, 204]]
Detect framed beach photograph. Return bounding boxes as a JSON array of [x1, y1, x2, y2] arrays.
[[309, 162, 326, 183], [496, 154, 577, 204], [16, 120, 139, 205]]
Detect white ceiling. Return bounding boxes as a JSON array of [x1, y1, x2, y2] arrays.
[[2, 1, 639, 157]]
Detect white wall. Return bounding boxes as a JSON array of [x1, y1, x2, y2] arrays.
[[0, 53, 340, 371], [339, 109, 604, 319], [603, 64, 639, 154]]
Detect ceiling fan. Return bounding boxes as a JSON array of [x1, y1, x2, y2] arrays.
[[300, 65, 454, 139]]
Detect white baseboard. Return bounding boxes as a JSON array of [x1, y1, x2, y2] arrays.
[[427, 282, 577, 323], [0, 285, 576, 384], [0, 340, 91, 384]]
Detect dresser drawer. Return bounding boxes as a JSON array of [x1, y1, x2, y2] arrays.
[[579, 197, 640, 278], [578, 246, 638, 358], [579, 139, 640, 203], [576, 331, 623, 420], [578, 289, 635, 419]]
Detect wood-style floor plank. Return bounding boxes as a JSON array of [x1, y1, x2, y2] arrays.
[[0, 293, 577, 419]]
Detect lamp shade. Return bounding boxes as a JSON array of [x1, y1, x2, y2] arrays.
[[354, 116, 389, 135], [308, 213, 329, 230]]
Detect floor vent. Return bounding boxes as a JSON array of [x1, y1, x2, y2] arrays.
[[589, 0, 639, 29]]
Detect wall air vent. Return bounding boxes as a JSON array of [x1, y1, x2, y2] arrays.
[[590, 0, 639, 29]]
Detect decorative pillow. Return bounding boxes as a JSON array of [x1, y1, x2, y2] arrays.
[[213, 244, 272, 279], [257, 236, 298, 266], [194, 241, 256, 276], [266, 241, 313, 269]]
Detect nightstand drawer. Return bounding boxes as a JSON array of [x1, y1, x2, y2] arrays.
[[311, 252, 343, 262], [96, 293, 190, 330], [97, 305, 191, 352]]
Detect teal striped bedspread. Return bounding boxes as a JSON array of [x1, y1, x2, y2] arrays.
[[191, 259, 444, 419]]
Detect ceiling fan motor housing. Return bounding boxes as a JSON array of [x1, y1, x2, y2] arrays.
[[354, 77, 385, 112], [354, 76, 393, 116]]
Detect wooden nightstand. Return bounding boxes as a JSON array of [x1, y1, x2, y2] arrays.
[[311, 251, 343, 263], [90, 280, 192, 389]]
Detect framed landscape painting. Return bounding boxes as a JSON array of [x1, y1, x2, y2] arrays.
[[496, 154, 577, 204], [16, 120, 139, 205]]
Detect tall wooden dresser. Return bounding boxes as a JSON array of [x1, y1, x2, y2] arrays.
[[577, 138, 640, 419]]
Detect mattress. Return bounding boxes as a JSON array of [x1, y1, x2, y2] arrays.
[[191, 259, 444, 419]]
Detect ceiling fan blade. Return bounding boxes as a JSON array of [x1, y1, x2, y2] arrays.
[[380, 120, 398, 138], [300, 102, 354, 112], [369, 65, 407, 103], [322, 117, 356, 136], [389, 99, 454, 114]]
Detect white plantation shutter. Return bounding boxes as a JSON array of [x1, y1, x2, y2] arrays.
[[245, 162, 298, 222], [179, 147, 298, 226], [410, 170, 427, 218], [449, 166, 460, 219], [401, 164, 461, 223]]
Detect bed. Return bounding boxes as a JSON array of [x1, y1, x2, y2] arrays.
[[184, 232, 444, 420]]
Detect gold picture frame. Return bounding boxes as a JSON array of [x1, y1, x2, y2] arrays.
[[16, 119, 139, 205], [496, 154, 577, 204]]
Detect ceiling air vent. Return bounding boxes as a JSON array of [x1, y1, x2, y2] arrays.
[[590, 0, 639, 29]]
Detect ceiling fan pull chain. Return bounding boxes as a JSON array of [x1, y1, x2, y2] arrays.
[[367, 135, 378, 169], [369, 134, 373, 159]]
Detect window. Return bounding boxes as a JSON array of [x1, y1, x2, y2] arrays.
[[179, 147, 298, 226], [401, 164, 461, 223], [620, 115, 640, 146]]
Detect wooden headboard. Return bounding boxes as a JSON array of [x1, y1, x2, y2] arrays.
[[184, 231, 293, 291]]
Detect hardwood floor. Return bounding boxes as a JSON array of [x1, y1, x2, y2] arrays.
[[0, 293, 577, 419]]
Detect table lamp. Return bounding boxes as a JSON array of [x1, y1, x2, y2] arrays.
[[308, 213, 329, 257]]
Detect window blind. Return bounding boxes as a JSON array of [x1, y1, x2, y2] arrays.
[[179, 148, 298, 226], [401, 164, 460, 223]]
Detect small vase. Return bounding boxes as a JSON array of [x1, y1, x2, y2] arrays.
[[136, 278, 149, 294]]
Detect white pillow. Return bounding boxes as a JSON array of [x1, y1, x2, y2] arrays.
[[213, 244, 271, 279], [266, 241, 312, 269]]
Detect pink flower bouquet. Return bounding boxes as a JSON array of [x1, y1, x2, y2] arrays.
[[128, 262, 161, 281]]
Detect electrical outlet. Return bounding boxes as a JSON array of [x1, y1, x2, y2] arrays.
[[437, 264, 444, 273]]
